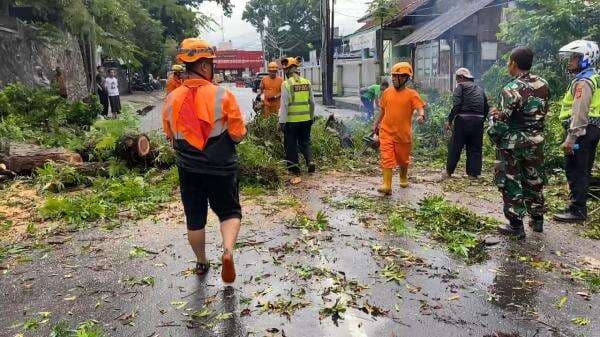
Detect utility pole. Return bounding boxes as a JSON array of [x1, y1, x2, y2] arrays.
[[260, 29, 268, 71], [320, 0, 333, 106], [328, 0, 334, 101]]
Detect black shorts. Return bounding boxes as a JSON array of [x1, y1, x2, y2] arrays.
[[108, 95, 121, 113], [178, 167, 242, 231]]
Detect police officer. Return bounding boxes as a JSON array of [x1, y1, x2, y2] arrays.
[[554, 40, 600, 223], [488, 47, 550, 238], [279, 56, 315, 184]]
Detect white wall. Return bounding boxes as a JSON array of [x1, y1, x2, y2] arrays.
[[299, 58, 379, 96]]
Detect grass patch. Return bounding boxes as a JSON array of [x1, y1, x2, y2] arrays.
[[415, 195, 499, 263], [571, 268, 600, 293], [240, 184, 269, 197], [330, 194, 395, 214], [39, 167, 179, 226], [273, 195, 300, 208], [388, 212, 418, 237]]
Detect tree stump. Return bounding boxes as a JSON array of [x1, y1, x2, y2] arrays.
[[116, 134, 151, 166], [0, 142, 82, 174]]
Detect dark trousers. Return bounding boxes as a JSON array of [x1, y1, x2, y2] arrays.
[[98, 91, 109, 116], [284, 120, 313, 174], [360, 96, 375, 121], [565, 124, 600, 216], [108, 95, 121, 115], [447, 115, 484, 177]]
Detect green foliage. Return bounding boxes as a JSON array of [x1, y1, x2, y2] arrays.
[[485, 0, 600, 97], [239, 115, 374, 187], [571, 268, 600, 293], [368, 0, 400, 24], [35, 162, 88, 192], [412, 93, 452, 164], [415, 196, 499, 263], [148, 131, 176, 167], [83, 109, 139, 160], [388, 212, 417, 237], [49, 320, 105, 337], [294, 210, 329, 231], [74, 321, 104, 337], [243, 0, 320, 59], [0, 83, 100, 150], [124, 275, 155, 287], [39, 167, 179, 226], [17, 0, 228, 75], [49, 320, 71, 337], [238, 115, 286, 186]]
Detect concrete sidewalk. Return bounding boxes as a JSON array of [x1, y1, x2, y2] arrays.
[[333, 95, 363, 112]]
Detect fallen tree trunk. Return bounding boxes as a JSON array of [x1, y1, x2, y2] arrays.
[[0, 143, 82, 174], [79, 133, 152, 167]]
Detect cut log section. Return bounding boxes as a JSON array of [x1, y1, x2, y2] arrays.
[[0, 143, 82, 174], [0, 163, 16, 182], [116, 134, 151, 166]]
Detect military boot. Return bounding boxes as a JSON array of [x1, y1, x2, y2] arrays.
[[498, 219, 526, 239], [529, 216, 544, 233], [377, 168, 393, 195], [399, 166, 409, 188], [553, 209, 586, 223]]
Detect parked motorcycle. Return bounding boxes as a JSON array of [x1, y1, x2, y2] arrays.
[[130, 79, 153, 93]]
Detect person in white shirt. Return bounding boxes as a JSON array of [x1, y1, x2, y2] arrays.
[[105, 69, 121, 117]]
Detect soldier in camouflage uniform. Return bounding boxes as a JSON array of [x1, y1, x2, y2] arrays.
[[488, 47, 550, 238]]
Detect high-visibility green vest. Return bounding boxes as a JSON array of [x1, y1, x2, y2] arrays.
[[559, 74, 600, 120], [284, 76, 312, 123]]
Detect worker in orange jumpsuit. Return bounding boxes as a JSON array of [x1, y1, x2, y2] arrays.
[[162, 38, 247, 283], [165, 64, 185, 94], [373, 62, 426, 195], [259, 62, 284, 116]]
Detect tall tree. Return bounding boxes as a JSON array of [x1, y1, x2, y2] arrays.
[[14, 0, 230, 74], [242, 0, 320, 61], [483, 0, 600, 97]]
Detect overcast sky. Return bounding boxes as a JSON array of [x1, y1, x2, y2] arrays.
[[197, 0, 370, 50]]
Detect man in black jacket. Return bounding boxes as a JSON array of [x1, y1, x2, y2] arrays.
[[443, 68, 489, 179]]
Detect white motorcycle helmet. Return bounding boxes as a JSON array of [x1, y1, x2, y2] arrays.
[[559, 40, 599, 70]]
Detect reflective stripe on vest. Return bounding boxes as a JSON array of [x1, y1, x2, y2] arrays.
[[284, 77, 311, 123], [168, 86, 227, 140], [166, 98, 184, 140], [560, 74, 600, 120], [209, 86, 227, 138]]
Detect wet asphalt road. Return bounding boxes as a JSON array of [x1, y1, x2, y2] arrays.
[[1, 86, 599, 337], [137, 84, 363, 133], [1, 172, 599, 337]]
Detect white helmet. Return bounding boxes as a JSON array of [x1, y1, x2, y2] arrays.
[[559, 40, 599, 70]]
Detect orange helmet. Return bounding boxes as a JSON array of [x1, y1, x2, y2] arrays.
[[267, 62, 279, 71], [177, 38, 216, 63], [391, 62, 413, 77], [281, 56, 302, 69]]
